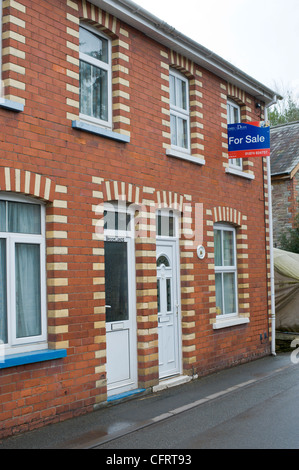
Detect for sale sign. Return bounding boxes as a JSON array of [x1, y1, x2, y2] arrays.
[[228, 121, 270, 159]]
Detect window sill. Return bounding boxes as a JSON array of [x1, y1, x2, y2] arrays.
[[0, 348, 67, 369], [166, 148, 205, 166], [213, 316, 249, 330], [72, 120, 130, 143], [0, 98, 24, 112], [225, 167, 255, 180]]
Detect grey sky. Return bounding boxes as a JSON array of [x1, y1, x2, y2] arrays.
[[135, 0, 299, 99]]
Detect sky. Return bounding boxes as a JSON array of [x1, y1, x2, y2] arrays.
[[134, 0, 299, 101]]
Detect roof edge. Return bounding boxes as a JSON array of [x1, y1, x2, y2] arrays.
[[92, 0, 282, 105]]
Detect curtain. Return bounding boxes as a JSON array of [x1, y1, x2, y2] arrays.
[[0, 239, 7, 343], [8, 201, 41, 234], [223, 230, 234, 266], [0, 201, 6, 232], [215, 272, 223, 314], [15, 243, 41, 338], [223, 272, 236, 314], [214, 229, 222, 266], [80, 61, 108, 121]]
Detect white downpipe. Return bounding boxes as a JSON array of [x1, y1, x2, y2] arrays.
[[265, 99, 277, 356]]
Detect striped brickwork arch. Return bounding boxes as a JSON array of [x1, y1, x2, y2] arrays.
[[0, 167, 56, 201]]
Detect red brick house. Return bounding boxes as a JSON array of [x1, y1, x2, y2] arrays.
[[0, 0, 279, 438]]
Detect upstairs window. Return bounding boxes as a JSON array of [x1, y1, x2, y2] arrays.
[[169, 69, 190, 154], [79, 24, 112, 129], [227, 99, 242, 171]]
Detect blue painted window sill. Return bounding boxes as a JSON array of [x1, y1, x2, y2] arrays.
[[0, 349, 67, 369], [72, 120, 130, 143], [0, 98, 24, 112]]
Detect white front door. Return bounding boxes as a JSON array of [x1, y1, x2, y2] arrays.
[[104, 206, 137, 397], [157, 240, 181, 379]]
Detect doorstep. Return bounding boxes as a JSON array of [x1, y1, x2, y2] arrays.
[[152, 375, 195, 392]]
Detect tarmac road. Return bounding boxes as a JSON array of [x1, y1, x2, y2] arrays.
[[1, 352, 298, 449], [96, 356, 299, 449]]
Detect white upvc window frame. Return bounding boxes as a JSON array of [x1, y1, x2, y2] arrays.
[[0, 193, 47, 355], [79, 23, 112, 130], [169, 69, 191, 155], [227, 99, 243, 171], [214, 223, 238, 318], [156, 208, 179, 240]]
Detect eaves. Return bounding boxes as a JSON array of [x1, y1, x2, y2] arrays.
[[91, 0, 282, 105]]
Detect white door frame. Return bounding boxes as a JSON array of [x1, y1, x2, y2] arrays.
[[156, 209, 182, 379], [104, 202, 137, 397]]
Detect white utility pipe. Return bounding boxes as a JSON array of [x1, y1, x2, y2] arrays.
[[265, 99, 277, 355]]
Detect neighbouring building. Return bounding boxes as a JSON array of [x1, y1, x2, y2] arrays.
[[270, 121, 299, 246], [0, 0, 280, 439]]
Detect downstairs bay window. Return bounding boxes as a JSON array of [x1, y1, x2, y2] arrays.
[[0, 195, 47, 354], [214, 224, 238, 316], [213, 223, 249, 329]]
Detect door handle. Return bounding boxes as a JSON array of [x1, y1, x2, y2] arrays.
[[105, 305, 112, 308]]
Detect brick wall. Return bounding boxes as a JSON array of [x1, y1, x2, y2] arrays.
[[272, 174, 299, 246], [0, 0, 271, 438]]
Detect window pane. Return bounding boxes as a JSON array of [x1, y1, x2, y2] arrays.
[[104, 241, 128, 323], [0, 239, 7, 344], [104, 210, 130, 232], [170, 114, 177, 146], [15, 244, 41, 338], [0, 201, 6, 232], [93, 67, 108, 121], [104, 210, 116, 231], [8, 202, 41, 234], [80, 61, 108, 121], [169, 74, 176, 106], [223, 230, 234, 266], [157, 213, 175, 237], [214, 229, 222, 266], [215, 272, 223, 315], [177, 78, 187, 110], [157, 255, 170, 267], [80, 60, 92, 115], [177, 117, 188, 149], [223, 272, 237, 314], [79, 27, 108, 63], [233, 106, 239, 123], [166, 278, 172, 312]]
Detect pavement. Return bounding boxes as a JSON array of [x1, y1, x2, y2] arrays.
[[0, 352, 295, 449]]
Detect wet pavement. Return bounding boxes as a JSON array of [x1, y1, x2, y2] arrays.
[[0, 352, 295, 449]]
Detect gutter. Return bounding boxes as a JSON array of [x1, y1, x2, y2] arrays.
[[92, 0, 281, 105], [265, 96, 278, 356]]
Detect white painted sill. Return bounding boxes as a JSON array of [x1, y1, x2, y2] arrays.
[[225, 167, 255, 180], [0, 98, 24, 112], [213, 316, 249, 330], [166, 148, 205, 166]]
